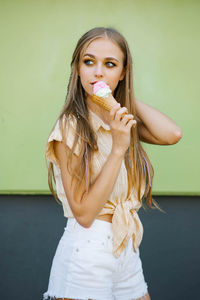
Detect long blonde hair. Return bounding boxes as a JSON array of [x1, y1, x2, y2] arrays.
[[47, 27, 161, 210]]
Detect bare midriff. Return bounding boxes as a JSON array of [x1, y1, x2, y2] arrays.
[[96, 214, 113, 223]]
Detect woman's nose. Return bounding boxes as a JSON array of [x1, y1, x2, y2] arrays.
[[94, 63, 103, 78]]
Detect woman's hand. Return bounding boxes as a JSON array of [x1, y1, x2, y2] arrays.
[[110, 103, 137, 156]]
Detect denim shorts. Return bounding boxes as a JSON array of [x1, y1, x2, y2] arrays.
[[43, 218, 148, 300]]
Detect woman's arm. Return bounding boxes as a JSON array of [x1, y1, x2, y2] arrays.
[[54, 141, 124, 228], [54, 104, 134, 228], [135, 98, 182, 145]]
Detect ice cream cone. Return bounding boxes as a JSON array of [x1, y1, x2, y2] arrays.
[[91, 81, 119, 112], [91, 93, 118, 112]]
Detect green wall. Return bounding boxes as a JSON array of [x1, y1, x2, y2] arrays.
[[1, 0, 199, 194]]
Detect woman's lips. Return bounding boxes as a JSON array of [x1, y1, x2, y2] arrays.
[[90, 81, 98, 85]]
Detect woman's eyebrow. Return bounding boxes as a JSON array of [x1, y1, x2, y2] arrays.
[[106, 57, 119, 62], [83, 53, 95, 58], [83, 53, 119, 62]]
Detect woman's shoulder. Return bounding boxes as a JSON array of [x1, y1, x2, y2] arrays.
[[46, 114, 82, 164]]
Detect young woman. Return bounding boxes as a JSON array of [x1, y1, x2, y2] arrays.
[[43, 27, 182, 300]]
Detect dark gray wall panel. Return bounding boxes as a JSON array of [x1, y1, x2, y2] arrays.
[[0, 195, 199, 300]]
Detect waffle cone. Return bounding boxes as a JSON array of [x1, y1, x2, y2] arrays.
[[91, 94, 118, 112]]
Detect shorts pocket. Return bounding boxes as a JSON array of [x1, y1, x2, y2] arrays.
[[72, 234, 112, 259], [70, 236, 115, 283]]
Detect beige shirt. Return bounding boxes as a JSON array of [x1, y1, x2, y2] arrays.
[[46, 108, 145, 258]]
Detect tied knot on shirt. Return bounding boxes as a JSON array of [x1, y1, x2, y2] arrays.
[[111, 198, 143, 259]]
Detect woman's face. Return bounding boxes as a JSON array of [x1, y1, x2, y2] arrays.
[[78, 37, 125, 97]]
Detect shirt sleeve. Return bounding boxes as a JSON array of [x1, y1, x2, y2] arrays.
[[45, 115, 82, 165]]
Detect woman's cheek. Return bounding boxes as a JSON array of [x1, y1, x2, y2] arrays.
[[110, 77, 121, 92]]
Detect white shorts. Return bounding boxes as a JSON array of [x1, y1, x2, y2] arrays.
[[43, 218, 148, 300]]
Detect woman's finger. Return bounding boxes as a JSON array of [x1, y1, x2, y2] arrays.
[[121, 114, 134, 126], [115, 107, 128, 121], [110, 103, 121, 119], [126, 119, 137, 129]]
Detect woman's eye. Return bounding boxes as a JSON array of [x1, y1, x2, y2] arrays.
[[106, 62, 116, 67], [84, 59, 94, 66]]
